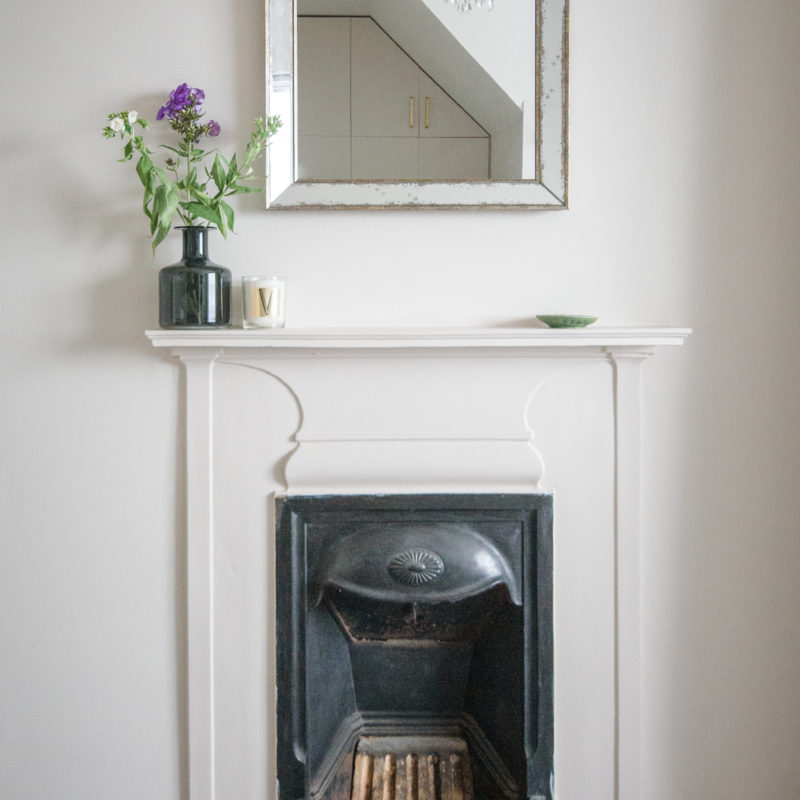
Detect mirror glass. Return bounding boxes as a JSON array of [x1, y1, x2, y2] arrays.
[[266, 0, 568, 209]]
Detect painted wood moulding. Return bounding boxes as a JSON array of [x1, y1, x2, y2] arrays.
[[146, 326, 691, 352], [146, 325, 690, 800]]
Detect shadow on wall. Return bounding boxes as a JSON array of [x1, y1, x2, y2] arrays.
[[656, 1, 800, 797], [82, 92, 187, 354]]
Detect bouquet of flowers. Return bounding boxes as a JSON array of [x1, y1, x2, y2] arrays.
[[103, 83, 281, 250]]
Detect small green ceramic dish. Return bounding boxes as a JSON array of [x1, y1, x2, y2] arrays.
[[537, 314, 598, 328]]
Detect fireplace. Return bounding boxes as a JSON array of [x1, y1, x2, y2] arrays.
[[275, 494, 553, 800], [146, 325, 690, 800]]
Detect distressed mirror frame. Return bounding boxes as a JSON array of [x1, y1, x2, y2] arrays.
[[265, 0, 569, 210]]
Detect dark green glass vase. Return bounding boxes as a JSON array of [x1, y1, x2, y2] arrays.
[[158, 226, 231, 329]]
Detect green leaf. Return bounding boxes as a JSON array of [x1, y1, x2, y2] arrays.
[[226, 153, 239, 183], [151, 183, 179, 242], [146, 168, 159, 196], [180, 201, 223, 230], [141, 180, 154, 220], [220, 200, 235, 232], [152, 221, 172, 251], [150, 186, 164, 235], [135, 153, 154, 187], [211, 153, 227, 194], [153, 166, 171, 184], [179, 166, 198, 192], [188, 184, 213, 205]]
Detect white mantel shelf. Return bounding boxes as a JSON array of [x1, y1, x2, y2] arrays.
[[151, 324, 690, 800], [146, 325, 691, 351]]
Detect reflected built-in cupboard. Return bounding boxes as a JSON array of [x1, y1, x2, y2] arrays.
[[297, 16, 490, 180]]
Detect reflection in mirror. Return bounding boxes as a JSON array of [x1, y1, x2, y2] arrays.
[[266, 0, 568, 208]]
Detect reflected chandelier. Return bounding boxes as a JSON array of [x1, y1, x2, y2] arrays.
[[446, 0, 495, 12]]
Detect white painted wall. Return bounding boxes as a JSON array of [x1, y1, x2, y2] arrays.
[[1, 0, 799, 798]]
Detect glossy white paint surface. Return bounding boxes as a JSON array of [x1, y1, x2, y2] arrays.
[[146, 326, 691, 349], [149, 328, 688, 800]]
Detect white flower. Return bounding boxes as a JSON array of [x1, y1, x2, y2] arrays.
[[109, 116, 124, 132], [127, 110, 138, 124]]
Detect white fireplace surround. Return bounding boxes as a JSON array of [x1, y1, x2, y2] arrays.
[[147, 326, 690, 800]]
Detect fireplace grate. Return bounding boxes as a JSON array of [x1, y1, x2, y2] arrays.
[[351, 736, 474, 800]]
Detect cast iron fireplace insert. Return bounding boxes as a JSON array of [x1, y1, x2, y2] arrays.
[[275, 494, 553, 800]]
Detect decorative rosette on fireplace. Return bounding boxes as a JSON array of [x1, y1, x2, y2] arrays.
[[387, 549, 445, 585]]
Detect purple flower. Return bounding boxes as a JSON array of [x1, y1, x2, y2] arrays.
[[208, 120, 220, 137], [170, 83, 192, 108], [157, 101, 179, 120], [156, 83, 205, 120]]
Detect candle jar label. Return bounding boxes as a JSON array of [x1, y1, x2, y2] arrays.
[[253, 286, 282, 318]]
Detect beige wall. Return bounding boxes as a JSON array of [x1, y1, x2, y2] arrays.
[[1, 0, 800, 798]]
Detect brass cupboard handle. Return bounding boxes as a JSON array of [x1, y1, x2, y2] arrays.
[[425, 96, 430, 129], [409, 96, 414, 128]]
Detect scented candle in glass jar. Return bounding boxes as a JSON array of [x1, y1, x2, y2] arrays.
[[241, 276, 286, 328]]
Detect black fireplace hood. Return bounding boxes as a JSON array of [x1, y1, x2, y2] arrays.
[[311, 523, 522, 607]]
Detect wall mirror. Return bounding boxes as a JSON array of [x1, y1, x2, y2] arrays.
[[266, 0, 568, 209]]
